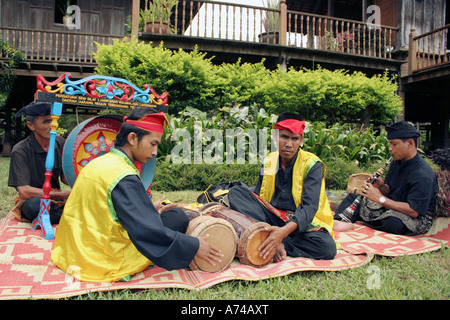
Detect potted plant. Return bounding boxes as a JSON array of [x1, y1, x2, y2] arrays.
[[142, 0, 177, 34], [56, 0, 72, 25], [259, 0, 280, 44]]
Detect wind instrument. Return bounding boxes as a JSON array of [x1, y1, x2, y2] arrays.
[[338, 158, 392, 223]]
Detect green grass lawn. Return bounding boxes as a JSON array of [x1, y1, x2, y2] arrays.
[[0, 157, 448, 300]]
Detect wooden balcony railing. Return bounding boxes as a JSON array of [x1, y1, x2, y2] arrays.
[[144, 0, 398, 59], [0, 27, 123, 64], [0, 1, 399, 67], [408, 24, 450, 74]]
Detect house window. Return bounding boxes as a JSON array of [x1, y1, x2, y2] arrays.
[[54, 0, 78, 25]]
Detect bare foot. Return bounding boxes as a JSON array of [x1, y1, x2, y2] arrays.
[[273, 243, 287, 263], [333, 220, 355, 232]]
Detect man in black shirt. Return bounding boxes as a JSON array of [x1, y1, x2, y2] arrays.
[[8, 102, 70, 224], [227, 113, 336, 262], [52, 108, 223, 281], [360, 121, 438, 235]]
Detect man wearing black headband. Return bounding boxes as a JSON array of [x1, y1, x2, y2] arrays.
[[358, 121, 438, 235], [8, 102, 70, 224]]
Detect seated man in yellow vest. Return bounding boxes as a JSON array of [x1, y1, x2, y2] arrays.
[[51, 108, 223, 282], [227, 113, 336, 263]]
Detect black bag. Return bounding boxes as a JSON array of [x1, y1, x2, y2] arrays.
[[197, 181, 249, 205]]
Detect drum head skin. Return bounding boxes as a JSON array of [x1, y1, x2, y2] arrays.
[[198, 202, 223, 213], [62, 114, 155, 190], [187, 216, 237, 273], [238, 222, 273, 267], [200, 204, 275, 267]]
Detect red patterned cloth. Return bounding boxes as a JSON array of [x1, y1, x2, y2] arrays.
[[252, 193, 293, 222]]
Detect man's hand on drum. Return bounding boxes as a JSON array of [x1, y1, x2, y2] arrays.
[[196, 234, 224, 266], [153, 195, 166, 211], [259, 222, 297, 262]]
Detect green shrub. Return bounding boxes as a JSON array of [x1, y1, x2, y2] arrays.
[[429, 147, 450, 171], [159, 104, 278, 165], [302, 121, 389, 167], [324, 158, 382, 191], [152, 160, 259, 191], [434, 169, 450, 218], [94, 39, 403, 125], [95, 38, 217, 114], [151, 157, 384, 192], [158, 106, 389, 168], [254, 67, 402, 125], [213, 59, 269, 107], [0, 40, 26, 108]]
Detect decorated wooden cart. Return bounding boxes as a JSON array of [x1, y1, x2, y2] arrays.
[[32, 73, 168, 240]]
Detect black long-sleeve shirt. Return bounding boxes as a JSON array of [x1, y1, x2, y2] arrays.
[[253, 150, 323, 232], [110, 149, 199, 271], [384, 153, 438, 216]]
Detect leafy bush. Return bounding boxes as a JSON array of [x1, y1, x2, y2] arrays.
[[152, 157, 382, 192], [429, 147, 450, 171], [434, 170, 450, 218], [253, 67, 402, 125], [159, 104, 278, 164], [213, 59, 269, 108], [151, 105, 389, 191], [95, 38, 217, 114], [324, 158, 361, 191], [93, 39, 398, 191], [0, 40, 25, 108], [152, 161, 259, 191], [94, 39, 403, 125], [303, 122, 389, 166], [159, 105, 389, 168]]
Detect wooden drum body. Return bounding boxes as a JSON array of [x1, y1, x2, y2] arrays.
[[186, 215, 236, 273], [201, 204, 274, 267]]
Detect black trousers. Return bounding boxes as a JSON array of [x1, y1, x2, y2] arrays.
[[228, 186, 337, 260], [160, 207, 190, 233], [363, 217, 409, 235], [22, 197, 189, 234]]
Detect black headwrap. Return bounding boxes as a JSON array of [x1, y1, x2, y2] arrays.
[[15, 102, 52, 118], [385, 122, 421, 140], [276, 112, 304, 123]]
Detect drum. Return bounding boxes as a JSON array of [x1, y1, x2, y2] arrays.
[[62, 114, 155, 192], [186, 215, 236, 273], [202, 204, 274, 267]]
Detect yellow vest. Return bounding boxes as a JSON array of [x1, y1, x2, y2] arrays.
[[259, 149, 334, 237], [51, 149, 152, 282]]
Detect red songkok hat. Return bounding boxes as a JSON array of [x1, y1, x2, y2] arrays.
[[274, 117, 305, 135], [123, 112, 168, 134]]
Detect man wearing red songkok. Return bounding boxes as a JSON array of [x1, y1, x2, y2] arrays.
[[227, 113, 336, 263], [52, 108, 223, 282]]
